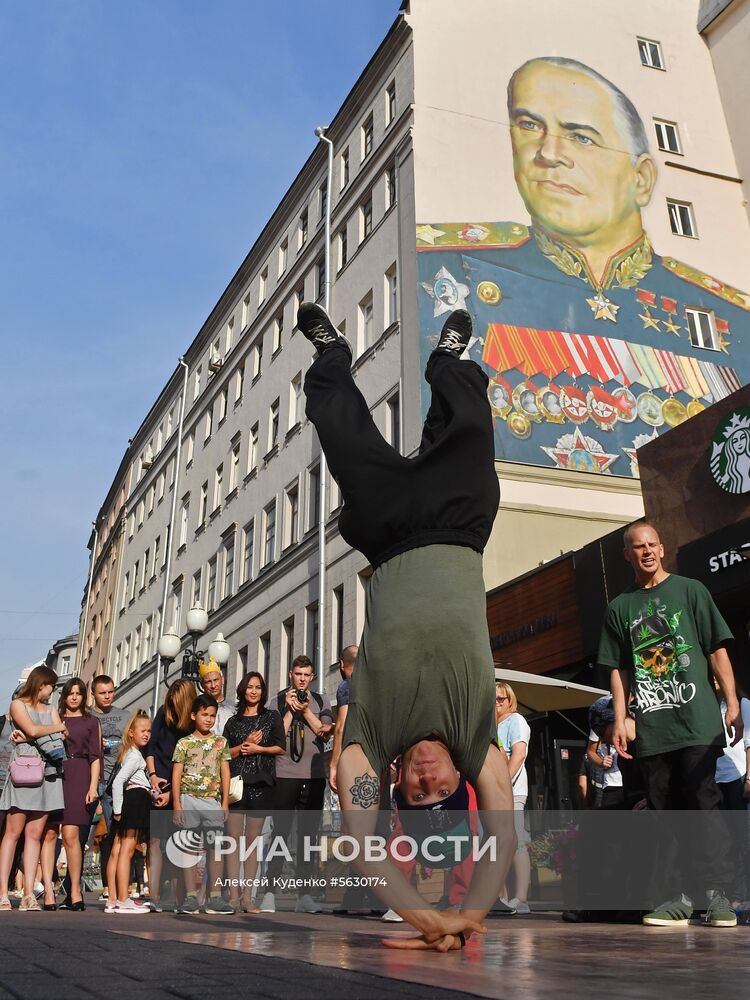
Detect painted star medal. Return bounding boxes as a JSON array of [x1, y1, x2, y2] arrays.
[[587, 387, 619, 431], [541, 427, 619, 474], [586, 291, 620, 322], [559, 384, 590, 424], [612, 387, 637, 423], [420, 265, 470, 317]]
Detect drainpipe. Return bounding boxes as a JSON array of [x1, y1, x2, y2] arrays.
[[151, 357, 190, 716], [314, 126, 334, 690], [77, 522, 98, 676]]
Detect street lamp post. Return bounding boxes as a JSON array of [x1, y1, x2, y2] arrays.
[[156, 604, 230, 689]]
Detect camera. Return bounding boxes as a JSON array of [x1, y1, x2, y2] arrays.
[[295, 687, 308, 704]]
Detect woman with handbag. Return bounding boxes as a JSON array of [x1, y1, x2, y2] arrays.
[[51, 678, 102, 911], [0, 666, 67, 912], [144, 678, 196, 912], [223, 671, 285, 912]]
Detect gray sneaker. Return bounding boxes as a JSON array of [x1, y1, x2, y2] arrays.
[[176, 895, 200, 914], [205, 897, 235, 915]]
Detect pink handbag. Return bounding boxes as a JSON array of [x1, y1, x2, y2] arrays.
[[9, 754, 45, 787]]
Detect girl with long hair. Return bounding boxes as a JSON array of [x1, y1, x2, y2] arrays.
[[0, 666, 67, 912], [105, 709, 152, 914], [55, 679, 102, 910], [145, 678, 196, 911], [223, 671, 285, 911]]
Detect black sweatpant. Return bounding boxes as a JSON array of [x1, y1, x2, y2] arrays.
[[266, 777, 326, 883], [639, 745, 734, 899], [303, 347, 499, 569]]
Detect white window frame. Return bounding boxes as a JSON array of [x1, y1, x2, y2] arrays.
[[654, 119, 681, 154], [667, 199, 697, 238], [638, 37, 664, 70], [263, 500, 277, 567], [685, 308, 719, 351]]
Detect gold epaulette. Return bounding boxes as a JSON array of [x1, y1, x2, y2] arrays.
[[662, 257, 750, 312], [416, 221, 530, 249]]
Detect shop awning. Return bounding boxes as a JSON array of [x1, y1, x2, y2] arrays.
[[494, 666, 608, 715]]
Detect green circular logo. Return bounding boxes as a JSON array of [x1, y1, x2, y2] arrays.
[[710, 408, 750, 494]]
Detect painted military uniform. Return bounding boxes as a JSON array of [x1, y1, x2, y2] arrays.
[[417, 223, 750, 477]]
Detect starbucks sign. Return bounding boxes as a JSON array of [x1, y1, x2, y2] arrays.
[[710, 408, 750, 494]]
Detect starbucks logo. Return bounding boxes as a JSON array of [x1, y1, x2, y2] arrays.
[[710, 408, 750, 494]]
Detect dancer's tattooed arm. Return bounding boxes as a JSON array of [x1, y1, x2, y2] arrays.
[[349, 773, 380, 808]]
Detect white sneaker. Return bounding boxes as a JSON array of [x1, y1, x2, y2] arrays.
[[295, 893, 322, 913], [259, 892, 276, 913], [114, 899, 144, 914], [381, 908, 404, 922], [104, 901, 118, 914], [508, 897, 530, 914]]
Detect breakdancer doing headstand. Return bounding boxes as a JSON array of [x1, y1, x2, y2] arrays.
[[300, 302, 515, 951]]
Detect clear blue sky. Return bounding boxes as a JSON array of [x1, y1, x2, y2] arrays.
[[0, 0, 400, 704]]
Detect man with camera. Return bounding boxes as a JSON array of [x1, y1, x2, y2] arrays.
[[260, 655, 333, 913]]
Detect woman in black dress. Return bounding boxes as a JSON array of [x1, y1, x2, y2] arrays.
[[223, 672, 285, 912]]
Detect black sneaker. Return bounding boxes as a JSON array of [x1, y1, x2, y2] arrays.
[[297, 302, 352, 359], [433, 309, 472, 358]]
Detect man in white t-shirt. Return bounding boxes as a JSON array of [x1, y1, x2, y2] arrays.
[[715, 686, 750, 900], [496, 682, 531, 913]]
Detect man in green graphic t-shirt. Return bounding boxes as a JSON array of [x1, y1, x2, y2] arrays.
[[598, 519, 743, 929]]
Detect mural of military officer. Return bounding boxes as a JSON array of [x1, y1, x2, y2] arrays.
[[417, 56, 750, 477]]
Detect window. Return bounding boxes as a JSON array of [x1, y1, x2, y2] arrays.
[[168, 457, 176, 488], [223, 537, 234, 600], [259, 632, 271, 677], [248, 422, 259, 473], [340, 147, 349, 189], [199, 481, 208, 525], [279, 238, 288, 276], [237, 645, 248, 675], [268, 398, 280, 452], [385, 263, 398, 326], [132, 626, 141, 670], [316, 256, 326, 302], [282, 617, 295, 675], [141, 550, 149, 590], [206, 556, 217, 612], [146, 485, 154, 515], [213, 464, 223, 511], [143, 617, 152, 663], [387, 391, 401, 452], [294, 283, 305, 325], [235, 363, 244, 403], [204, 406, 213, 443], [241, 292, 251, 330], [338, 227, 348, 271], [306, 603, 319, 668], [121, 573, 129, 612], [122, 635, 130, 679], [319, 178, 328, 222], [152, 535, 161, 577], [358, 290, 374, 354], [171, 580, 182, 633], [193, 365, 202, 400], [273, 311, 283, 354], [191, 568, 203, 608], [157, 471, 165, 503], [361, 197, 373, 241], [333, 585, 344, 659], [667, 200, 696, 238], [289, 372, 302, 427], [284, 482, 299, 548], [242, 520, 255, 584], [229, 437, 241, 493], [114, 644, 121, 684], [166, 408, 174, 438], [654, 119, 681, 154], [686, 308, 719, 351], [385, 161, 397, 209], [307, 464, 320, 531], [130, 562, 138, 601], [218, 388, 228, 424], [299, 207, 309, 249], [156, 426, 163, 454], [152, 607, 161, 657], [179, 496, 190, 547], [137, 501, 144, 528], [362, 113, 374, 159], [252, 338, 263, 380], [386, 81, 396, 125], [127, 512, 135, 539], [225, 317, 234, 353], [638, 37, 664, 70], [263, 500, 276, 566], [259, 267, 268, 305], [186, 432, 195, 468]]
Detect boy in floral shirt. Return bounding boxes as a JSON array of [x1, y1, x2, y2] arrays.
[[172, 694, 232, 914]]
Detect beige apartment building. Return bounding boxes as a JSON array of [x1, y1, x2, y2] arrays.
[[81, 0, 750, 711]]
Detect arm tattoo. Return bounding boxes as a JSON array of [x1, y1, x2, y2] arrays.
[[349, 773, 379, 808]]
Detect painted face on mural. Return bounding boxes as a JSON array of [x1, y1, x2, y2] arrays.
[[508, 61, 656, 249]]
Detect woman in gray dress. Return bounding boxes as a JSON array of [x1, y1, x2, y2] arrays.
[[0, 666, 67, 912]]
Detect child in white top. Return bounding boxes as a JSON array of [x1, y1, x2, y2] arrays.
[[106, 709, 152, 914]]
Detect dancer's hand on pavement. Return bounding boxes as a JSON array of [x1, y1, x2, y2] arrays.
[[382, 913, 485, 951]]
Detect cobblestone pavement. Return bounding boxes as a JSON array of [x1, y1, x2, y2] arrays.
[[0, 901, 747, 999]]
